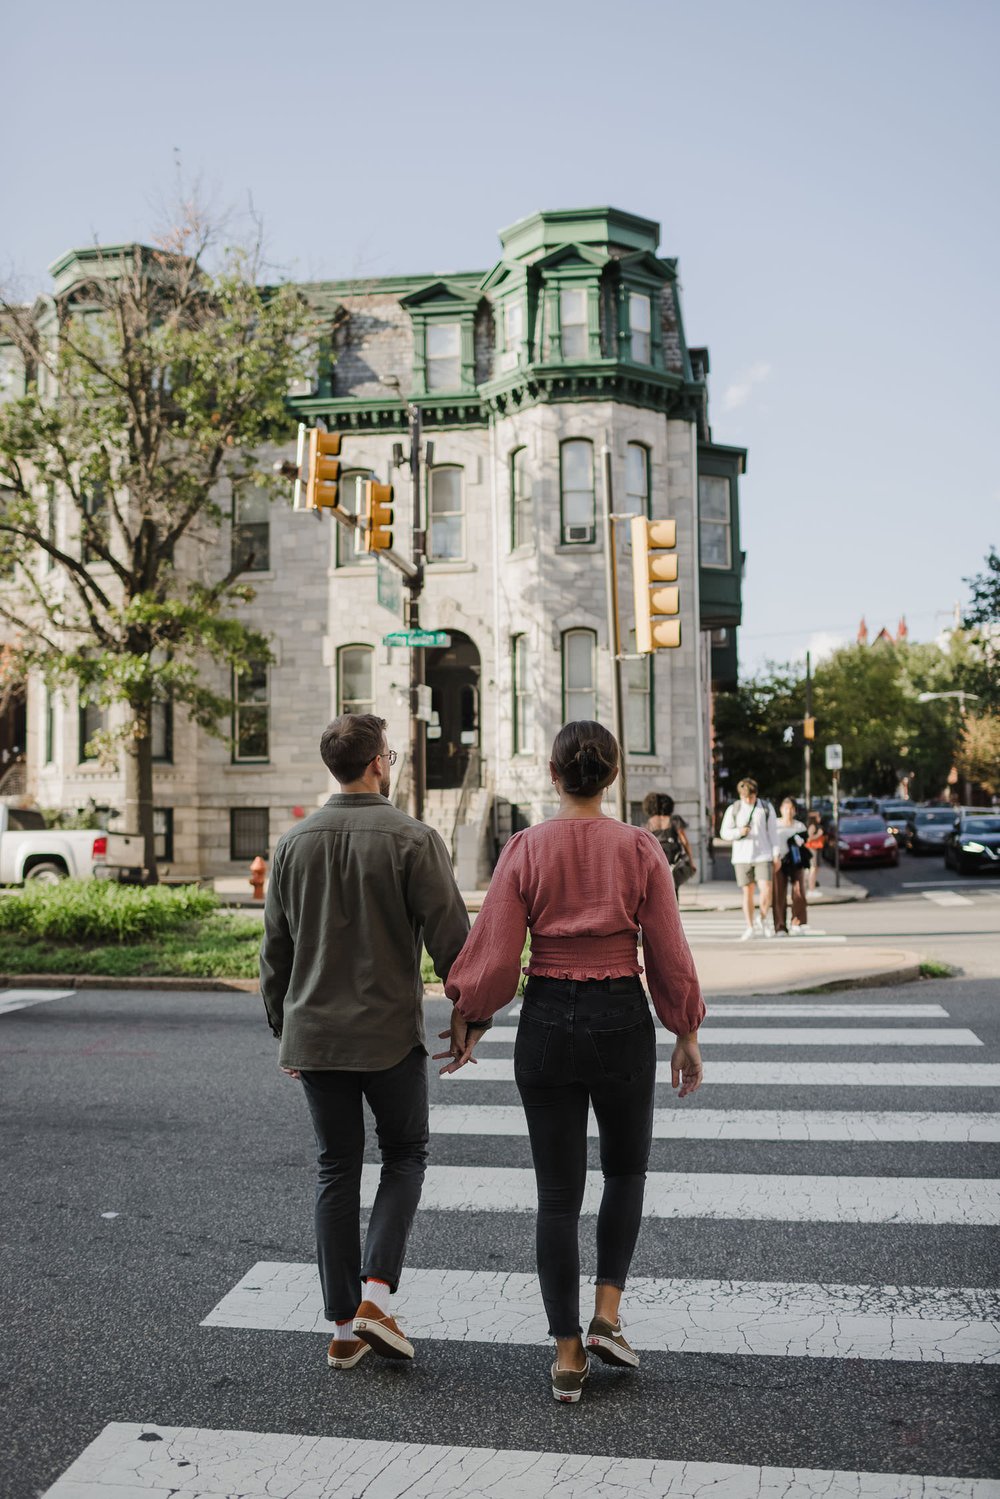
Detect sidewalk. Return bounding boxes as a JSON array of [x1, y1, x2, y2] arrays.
[[688, 942, 921, 996], [678, 876, 868, 910]]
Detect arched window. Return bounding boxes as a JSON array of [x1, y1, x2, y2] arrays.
[[428, 466, 464, 560], [510, 447, 532, 550], [559, 440, 595, 544], [562, 629, 597, 722], [338, 645, 375, 716]]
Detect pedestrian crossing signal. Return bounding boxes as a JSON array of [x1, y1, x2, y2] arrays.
[[362, 481, 394, 552], [304, 430, 343, 509], [631, 516, 681, 651]]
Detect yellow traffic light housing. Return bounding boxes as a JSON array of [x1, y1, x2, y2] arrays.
[[631, 516, 681, 651], [362, 480, 394, 552], [304, 429, 342, 509], [803, 716, 816, 741]]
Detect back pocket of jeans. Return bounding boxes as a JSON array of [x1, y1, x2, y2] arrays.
[[514, 1015, 552, 1075], [589, 1018, 654, 1082]]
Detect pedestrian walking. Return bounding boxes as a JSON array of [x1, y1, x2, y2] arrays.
[[438, 720, 705, 1404], [805, 811, 825, 893], [719, 777, 780, 939], [642, 790, 696, 891], [259, 713, 478, 1372], [772, 797, 810, 935]]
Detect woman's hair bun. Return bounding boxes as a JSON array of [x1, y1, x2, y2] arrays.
[[550, 720, 620, 798]]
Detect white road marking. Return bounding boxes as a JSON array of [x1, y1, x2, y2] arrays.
[[203, 1263, 1000, 1366], [42, 1423, 1000, 1499], [427, 1104, 1000, 1143], [702, 1003, 950, 1017], [447, 1059, 1000, 1087], [689, 933, 849, 944], [923, 890, 975, 907], [0, 988, 74, 1016], [477, 1026, 982, 1048], [356, 1164, 999, 1225], [904, 879, 1000, 888]]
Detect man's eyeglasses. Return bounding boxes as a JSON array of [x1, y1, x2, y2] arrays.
[[372, 748, 398, 768]]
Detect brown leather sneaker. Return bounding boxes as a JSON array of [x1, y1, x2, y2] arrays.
[[550, 1356, 590, 1403], [586, 1315, 639, 1368], [352, 1300, 414, 1360], [326, 1335, 370, 1369]]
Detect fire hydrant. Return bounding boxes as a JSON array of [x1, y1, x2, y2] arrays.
[[249, 855, 267, 901]]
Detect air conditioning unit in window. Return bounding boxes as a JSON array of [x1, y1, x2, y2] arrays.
[[565, 524, 594, 544]]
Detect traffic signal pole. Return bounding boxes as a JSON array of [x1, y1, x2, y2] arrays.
[[601, 446, 628, 823], [405, 404, 426, 824], [804, 649, 812, 810]]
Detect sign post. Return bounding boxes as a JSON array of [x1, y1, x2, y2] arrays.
[[825, 743, 843, 888]]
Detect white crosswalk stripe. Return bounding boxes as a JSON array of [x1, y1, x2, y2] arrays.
[[923, 890, 975, 906], [699, 1003, 951, 1017], [204, 1262, 1000, 1364], [0, 987, 74, 1015], [479, 1025, 984, 1047], [41, 1423, 1000, 1499], [443, 1058, 1000, 1086]]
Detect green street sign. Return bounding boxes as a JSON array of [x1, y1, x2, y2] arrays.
[[383, 630, 451, 648]]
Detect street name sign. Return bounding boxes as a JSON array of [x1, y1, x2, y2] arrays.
[[383, 630, 451, 648], [825, 743, 843, 771]]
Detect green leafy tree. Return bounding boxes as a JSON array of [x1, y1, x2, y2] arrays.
[[0, 214, 317, 879], [713, 667, 806, 808], [961, 545, 1000, 712]]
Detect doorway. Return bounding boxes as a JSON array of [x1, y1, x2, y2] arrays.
[[426, 631, 481, 790]]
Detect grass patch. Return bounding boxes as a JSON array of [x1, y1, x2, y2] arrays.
[[919, 960, 957, 980], [0, 912, 263, 979], [0, 880, 219, 943]]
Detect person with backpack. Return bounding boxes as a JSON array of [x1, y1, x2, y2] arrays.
[[719, 777, 780, 940], [773, 797, 810, 935], [642, 791, 696, 891]]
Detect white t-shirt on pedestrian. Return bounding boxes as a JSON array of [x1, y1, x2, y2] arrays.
[[720, 798, 780, 864], [774, 819, 807, 856]]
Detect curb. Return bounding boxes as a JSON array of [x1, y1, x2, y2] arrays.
[[753, 961, 925, 997], [0, 973, 260, 993]]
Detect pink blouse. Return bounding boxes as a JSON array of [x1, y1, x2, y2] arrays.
[[445, 817, 706, 1037]]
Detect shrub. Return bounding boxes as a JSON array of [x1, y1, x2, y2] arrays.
[[0, 879, 219, 943]]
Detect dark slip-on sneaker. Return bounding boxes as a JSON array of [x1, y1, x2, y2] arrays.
[[352, 1301, 415, 1360], [586, 1315, 640, 1368], [551, 1357, 590, 1403]]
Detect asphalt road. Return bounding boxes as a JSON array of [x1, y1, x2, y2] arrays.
[[1, 882, 998, 1496]]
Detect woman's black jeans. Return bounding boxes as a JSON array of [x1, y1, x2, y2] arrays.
[[514, 975, 657, 1338]]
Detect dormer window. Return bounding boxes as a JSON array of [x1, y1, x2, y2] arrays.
[[630, 293, 651, 364], [559, 288, 588, 359], [504, 300, 523, 351], [426, 322, 461, 391]]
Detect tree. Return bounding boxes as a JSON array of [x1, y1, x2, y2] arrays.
[[712, 667, 806, 806], [955, 713, 1000, 797], [0, 212, 317, 879], [961, 545, 1000, 712]]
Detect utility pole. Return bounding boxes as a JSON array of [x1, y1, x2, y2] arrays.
[[404, 404, 427, 823], [804, 649, 812, 811], [601, 445, 628, 822], [832, 767, 841, 888]]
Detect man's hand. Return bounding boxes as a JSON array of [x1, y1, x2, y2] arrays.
[[670, 1034, 703, 1098], [280, 1066, 301, 1080], [433, 1009, 483, 1075]]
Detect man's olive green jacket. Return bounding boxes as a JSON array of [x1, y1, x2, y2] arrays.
[[260, 793, 470, 1070]]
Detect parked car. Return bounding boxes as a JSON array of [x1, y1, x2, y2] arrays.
[[944, 811, 1000, 876], [0, 804, 107, 883], [841, 796, 881, 815], [881, 805, 916, 850], [909, 807, 958, 855], [824, 814, 898, 867]]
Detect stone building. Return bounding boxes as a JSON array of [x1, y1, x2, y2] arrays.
[[4, 206, 745, 881]]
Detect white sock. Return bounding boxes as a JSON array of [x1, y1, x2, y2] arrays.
[[364, 1278, 392, 1314], [333, 1319, 353, 1340]]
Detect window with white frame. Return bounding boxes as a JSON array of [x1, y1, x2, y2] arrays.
[[624, 630, 653, 753], [560, 440, 595, 543], [699, 474, 732, 569], [336, 470, 374, 566], [510, 447, 532, 550], [428, 466, 464, 560], [44, 688, 55, 764], [232, 488, 270, 573], [504, 300, 523, 352], [512, 633, 532, 754], [562, 629, 597, 722], [338, 645, 374, 716], [233, 661, 269, 762], [559, 287, 588, 360], [426, 322, 461, 391], [623, 443, 650, 517], [630, 292, 652, 364], [78, 699, 106, 763]]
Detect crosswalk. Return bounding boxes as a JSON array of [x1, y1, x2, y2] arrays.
[[680, 911, 847, 944], [42, 992, 1000, 1497]]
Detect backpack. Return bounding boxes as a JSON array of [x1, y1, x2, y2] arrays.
[[652, 822, 684, 867]]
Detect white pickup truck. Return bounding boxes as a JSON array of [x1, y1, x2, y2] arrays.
[[0, 804, 106, 884]]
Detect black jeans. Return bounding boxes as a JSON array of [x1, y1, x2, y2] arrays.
[[300, 1046, 428, 1323], [514, 975, 657, 1338]]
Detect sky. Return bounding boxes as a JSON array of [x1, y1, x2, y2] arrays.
[[4, 0, 997, 676]]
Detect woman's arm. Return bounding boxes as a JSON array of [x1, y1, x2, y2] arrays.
[[444, 837, 529, 1022], [677, 824, 696, 871], [635, 834, 706, 1036]]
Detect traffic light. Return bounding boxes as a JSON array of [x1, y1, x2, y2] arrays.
[[631, 516, 681, 651], [361, 480, 394, 552], [803, 716, 816, 741], [304, 429, 342, 509]]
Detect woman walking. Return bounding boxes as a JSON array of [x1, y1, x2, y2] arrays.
[[773, 797, 810, 934], [642, 790, 696, 891], [438, 721, 705, 1403], [805, 811, 824, 893]]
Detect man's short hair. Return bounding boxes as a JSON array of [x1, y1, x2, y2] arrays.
[[737, 777, 758, 796], [320, 714, 387, 785]]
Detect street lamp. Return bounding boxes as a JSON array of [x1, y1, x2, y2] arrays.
[[917, 690, 980, 711]]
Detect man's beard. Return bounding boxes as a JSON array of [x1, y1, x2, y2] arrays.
[[379, 770, 391, 798]]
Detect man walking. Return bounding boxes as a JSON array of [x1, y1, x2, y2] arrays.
[[260, 713, 472, 1370], [719, 776, 780, 940]]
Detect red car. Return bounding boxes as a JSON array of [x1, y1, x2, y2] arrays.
[[824, 815, 899, 867]]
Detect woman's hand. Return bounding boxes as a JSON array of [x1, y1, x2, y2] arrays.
[[434, 1009, 483, 1075], [670, 1033, 703, 1098]]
